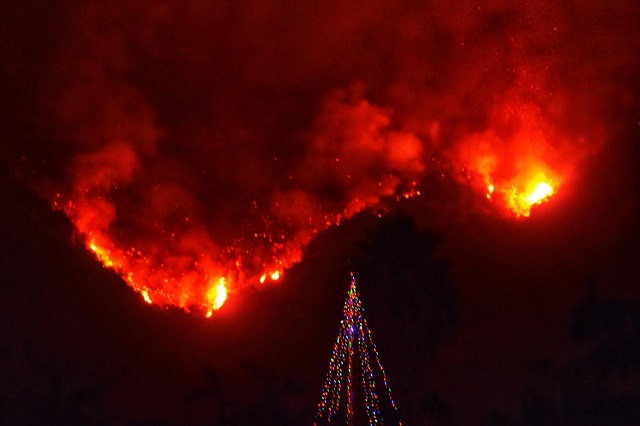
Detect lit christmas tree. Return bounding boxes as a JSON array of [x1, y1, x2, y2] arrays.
[[315, 274, 402, 425]]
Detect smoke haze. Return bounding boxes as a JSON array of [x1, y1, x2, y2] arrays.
[[2, 0, 638, 310]]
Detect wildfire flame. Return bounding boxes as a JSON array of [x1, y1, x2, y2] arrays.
[[487, 174, 557, 217], [4, 0, 624, 321], [453, 102, 567, 218], [59, 99, 566, 316], [205, 278, 228, 318], [75, 218, 294, 314], [51, 86, 428, 317], [65, 120, 563, 316]]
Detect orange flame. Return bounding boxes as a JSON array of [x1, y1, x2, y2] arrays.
[[453, 103, 566, 218], [140, 289, 153, 304], [64, 198, 328, 316], [486, 173, 557, 217], [78, 226, 242, 314], [47, 86, 435, 317], [205, 278, 228, 317], [259, 270, 281, 285]]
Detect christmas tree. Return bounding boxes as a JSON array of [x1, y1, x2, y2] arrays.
[[315, 274, 402, 425]]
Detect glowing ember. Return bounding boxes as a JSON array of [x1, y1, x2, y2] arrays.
[[487, 184, 495, 199], [259, 271, 281, 285]]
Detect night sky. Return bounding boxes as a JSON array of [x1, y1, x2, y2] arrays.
[[2, 1, 640, 424]]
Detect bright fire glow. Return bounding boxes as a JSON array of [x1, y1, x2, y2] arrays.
[[486, 173, 557, 217], [89, 240, 115, 268], [487, 184, 495, 199], [83, 231, 242, 315], [63, 191, 351, 316], [140, 289, 153, 304], [49, 87, 434, 318], [527, 182, 554, 204], [454, 108, 566, 219], [205, 278, 228, 317]]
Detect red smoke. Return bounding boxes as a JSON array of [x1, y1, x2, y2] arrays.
[[2, 0, 638, 313]]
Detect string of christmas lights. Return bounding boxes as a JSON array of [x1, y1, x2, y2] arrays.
[[315, 274, 402, 425]]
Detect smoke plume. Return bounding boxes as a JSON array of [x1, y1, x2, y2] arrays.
[[2, 0, 638, 312]]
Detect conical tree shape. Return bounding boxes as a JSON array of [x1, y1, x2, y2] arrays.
[[315, 274, 402, 425]]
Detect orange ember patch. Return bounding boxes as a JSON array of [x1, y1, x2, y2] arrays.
[[64, 197, 324, 316]]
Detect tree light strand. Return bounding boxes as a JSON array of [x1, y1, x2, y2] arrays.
[[315, 275, 402, 425]]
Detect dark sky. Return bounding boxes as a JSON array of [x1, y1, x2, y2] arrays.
[[2, 0, 640, 424]]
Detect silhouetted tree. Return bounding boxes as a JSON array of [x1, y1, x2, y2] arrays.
[[0, 341, 107, 425], [492, 290, 640, 425], [188, 362, 307, 425]]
